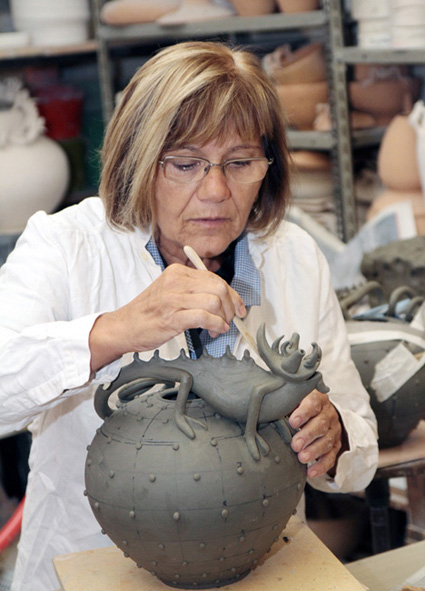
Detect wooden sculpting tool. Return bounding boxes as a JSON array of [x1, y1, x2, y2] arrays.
[[183, 244, 258, 353]]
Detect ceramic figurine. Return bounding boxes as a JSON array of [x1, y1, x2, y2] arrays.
[[340, 282, 425, 448], [85, 323, 327, 588]]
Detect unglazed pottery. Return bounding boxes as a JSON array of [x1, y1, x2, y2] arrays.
[[157, 0, 234, 25], [276, 81, 328, 130], [276, 0, 319, 13], [339, 282, 425, 448], [100, 0, 180, 24], [348, 78, 420, 125], [262, 42, 326, 85], [378, 114, 421, 191], [408, 100, 425, 197], [85, 323, 327, 588], [230, 0, 275, 16], [0, 78, 69, 234]]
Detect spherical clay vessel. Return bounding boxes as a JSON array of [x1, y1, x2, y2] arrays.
[[85, 323, 327, 588]]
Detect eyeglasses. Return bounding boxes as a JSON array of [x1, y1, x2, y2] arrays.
[[158, 156, 273, 184]]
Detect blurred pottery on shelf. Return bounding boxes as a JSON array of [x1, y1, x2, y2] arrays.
[[0, 78, 69, 234], [353, 63, 408, 82], [290, 149, 331, 172], [157, 0, 234, 24], [348, 78, 420, 125], [276, 81, 328, 130], [378, 114, 421, 191], [230, 0, 275, 16], [262, 42, 326, 85], [276, 0, 319, 13], [10, 0, 90, 46], [313, 103, 378, 131], [100, 0, 180, 24], [367, 189, 425, 235]]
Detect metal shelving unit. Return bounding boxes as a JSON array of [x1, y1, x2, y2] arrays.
[[89, 0, 362, 241]]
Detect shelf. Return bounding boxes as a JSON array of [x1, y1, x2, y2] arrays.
[[97, 11, 327, 43], [351, 126, 386, 147], [336, 46, 425, 64], [0, 39, 98, 61], [287, 130, 335, 150]]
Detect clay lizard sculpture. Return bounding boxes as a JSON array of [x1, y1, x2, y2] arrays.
[[96, 322, 329, 461]]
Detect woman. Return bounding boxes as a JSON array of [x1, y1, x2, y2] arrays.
[[0, 41, 378, 591]]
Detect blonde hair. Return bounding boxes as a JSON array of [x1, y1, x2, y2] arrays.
[[100, 41, 290, 236]]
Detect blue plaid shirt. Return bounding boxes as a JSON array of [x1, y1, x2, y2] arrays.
[[146, 235, 261, 358]]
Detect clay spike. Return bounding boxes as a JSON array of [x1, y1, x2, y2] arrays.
[[243, 349, 251, 359], [154, 349, 160, 359], [271, 335, 284, 353], [179, 349, 188, 359], [224, 346, 236, 360], [303, 342, 321, 369]]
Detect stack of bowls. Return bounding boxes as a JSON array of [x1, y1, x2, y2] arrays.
[[10, 0, 90, 46], [391, 0, 425, 48]]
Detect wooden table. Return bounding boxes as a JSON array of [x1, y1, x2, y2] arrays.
[[53, 516, 367, 591], [366, 421, 425, 553], [346, 539, 425, 591]]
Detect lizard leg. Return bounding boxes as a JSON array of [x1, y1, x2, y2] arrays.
[[245, 382, 276, 461], [174, 370, 196, 439]]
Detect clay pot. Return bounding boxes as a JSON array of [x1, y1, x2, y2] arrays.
[[367, 189, 425, 234], [276, 0, 319, 13], [348, 78, 420, 125], [276, 81, 328, 130], [85, 378, 306, 588], [290, 150, 331, 171], [100, 0, 180, 25], [353, 63, 408, 82], [378, 115, 421, 191], [262, 42, 326, 85], [230, 0, 276, 17]]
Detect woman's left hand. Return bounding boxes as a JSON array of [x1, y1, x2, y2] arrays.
[[288, 389, 347, 479]]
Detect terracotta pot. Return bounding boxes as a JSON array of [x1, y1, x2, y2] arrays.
[[349, 78, 420, 122], [276, 0, 319, 13], [378, 115, 421, 191], [100, 0, 180, 25], [276, 81, 328, 130], [230, 0, 276, 17], [353, 63, 408, 82], [290, 150, 331, 171], [262, 42, 326, 85], [367, 189, 425, 234]]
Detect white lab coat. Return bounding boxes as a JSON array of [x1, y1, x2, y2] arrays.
[[0, 197, 378, 591]]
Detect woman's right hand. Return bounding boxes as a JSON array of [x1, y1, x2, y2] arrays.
[[89, 263, 246, 372]]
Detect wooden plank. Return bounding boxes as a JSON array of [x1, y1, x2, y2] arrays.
[[54, 516, 367, 591]]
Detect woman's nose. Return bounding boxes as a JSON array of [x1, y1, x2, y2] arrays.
[[196, 165, 231, 201]]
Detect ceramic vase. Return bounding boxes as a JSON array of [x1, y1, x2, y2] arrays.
[[84, 324, 328, 588], [0, 78, 69, 234], [378, 114, 421, 191], [10, 0, 90, 46], [408, 100, 425, 198]]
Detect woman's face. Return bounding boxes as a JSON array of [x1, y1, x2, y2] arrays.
[[154, 132, 264, 270]]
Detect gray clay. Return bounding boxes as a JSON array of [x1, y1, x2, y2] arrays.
[[340, 282, 425, 448], [84, 323, 326, 588], [361, 235, 425, 298]]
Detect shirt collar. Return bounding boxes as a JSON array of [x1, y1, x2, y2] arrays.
[[145, 234, 261, 307]]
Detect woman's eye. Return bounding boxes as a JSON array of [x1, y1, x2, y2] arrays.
[[228, 159, 251, 169], [172, 160, 200, 172]]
